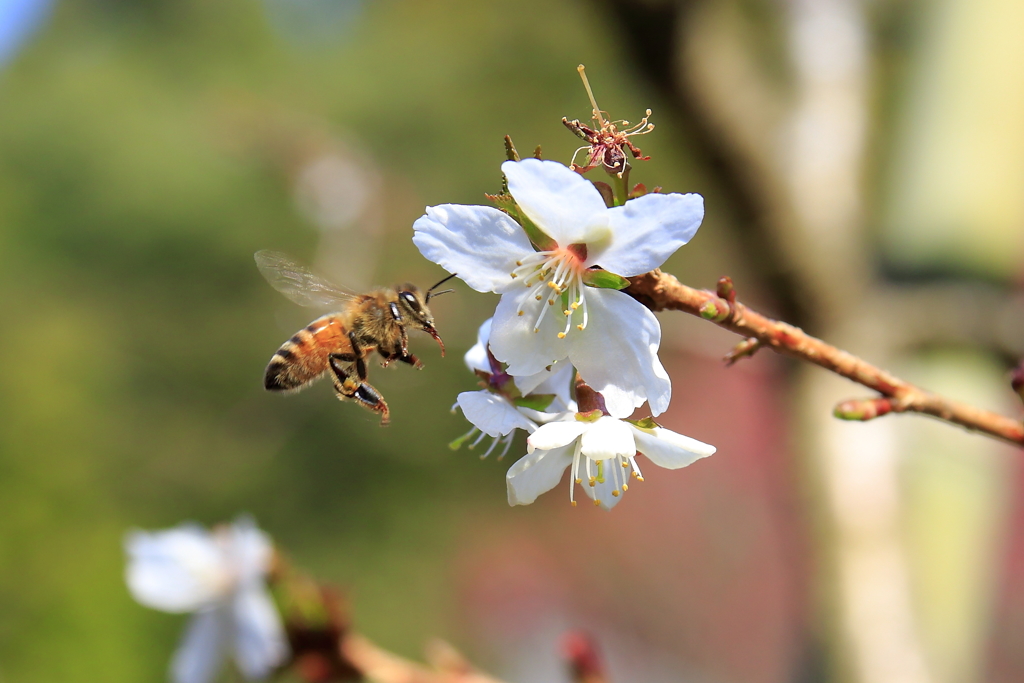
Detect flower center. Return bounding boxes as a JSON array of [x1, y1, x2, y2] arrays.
[[509, 246, 591, 338], [568, 444, 645, 507]]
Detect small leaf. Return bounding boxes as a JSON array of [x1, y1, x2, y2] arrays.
[[629, 182, 648, 199], [513, 394, 556, 411], [582, 269, 630, 290], [503, 135, 521, 162]]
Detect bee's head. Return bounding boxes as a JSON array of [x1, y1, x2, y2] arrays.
[[394, 273, 456, 356], [395, 285, 444, 356]]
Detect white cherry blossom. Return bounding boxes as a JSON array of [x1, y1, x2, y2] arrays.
[[413, 159, 704, 418], [125, 517, 289, 683], [453, 318, 575, 459], [506, 415, 715, 511]]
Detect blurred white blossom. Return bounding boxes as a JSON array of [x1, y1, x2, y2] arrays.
[[125, 517, 289, 683], [507, 415, 715, 510], [414, 159, 704, 418]]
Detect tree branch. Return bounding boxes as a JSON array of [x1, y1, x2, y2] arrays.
[[627, 270, 1024, 447]]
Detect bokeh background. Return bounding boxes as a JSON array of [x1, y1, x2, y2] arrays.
[[1, 0, 1024, 682]]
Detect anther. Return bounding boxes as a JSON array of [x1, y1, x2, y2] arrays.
[[518, 311, 524, 316], [575, 478, 582, 484], [571, 302, 580, 310], [533, 328, 539, 333], [593, 499, 601, 506], [510, 273, 517, 279], [558, 332, 566, 339], [548, 299, 555, 306], [571, 501, 577, 507], [535, 295, 542, 301], [622, 484, 628, 491], [576, 324, 584, 331], [588, 477, 596, 487], [564, 310, 571, 316], [612, 490, 620, 497], [516, 261, 522, 266]]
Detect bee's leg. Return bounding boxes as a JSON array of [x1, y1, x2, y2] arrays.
[[397, 353, 423, 369], [328, 357, 390, 426], [380, 328, 411, 368], [379, 345, 423, 370], [346, 332, 368, 381]]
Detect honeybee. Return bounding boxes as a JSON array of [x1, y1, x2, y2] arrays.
[[255, 250, 455, 425]]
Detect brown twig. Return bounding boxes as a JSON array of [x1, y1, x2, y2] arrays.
[[340, 634, 507, 683], [627, 270, 1024, 447]]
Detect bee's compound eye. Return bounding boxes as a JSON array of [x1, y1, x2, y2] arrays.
[[400, 292, 418, 308]]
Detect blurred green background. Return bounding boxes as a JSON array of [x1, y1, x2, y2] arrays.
[[2, 1, 1024, 682]]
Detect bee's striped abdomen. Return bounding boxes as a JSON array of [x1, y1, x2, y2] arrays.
[[264, 315, 351, 392]]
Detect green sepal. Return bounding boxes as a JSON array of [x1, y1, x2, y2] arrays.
[[582, 269, 630, 290], [513, 394, 556, 411], [575, 409, 603, 423], [626, 416, 660, 431], [486, 192, 517, 213], [591, 180, 614, 208], [519, 212, 557, 251], [487, 187, 557, 251]]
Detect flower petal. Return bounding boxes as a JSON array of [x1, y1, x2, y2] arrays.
[[227, 516, 273, 586], [125, 525, 230, 613], [232, 586, 290, 680], [574, 455, 625, 511], [502, 159, 607, 245], [593, 192, 704, 276], [463, 318, 493, 373], [458, 391, 537, 437], [630, 425, 716, 469], [171, 608, 229, 683], [488, 285, 568, 377], [506, 445, 573, 506], [567, 288, 671, 418], [523, 361, 575, 411], [413, 205, 532, 293], [580, 417, 636, 461], [527, 420, 587, 452]]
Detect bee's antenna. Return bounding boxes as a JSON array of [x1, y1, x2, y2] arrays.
[[427, 288, 455, 301], [426, 273, 458, 302]]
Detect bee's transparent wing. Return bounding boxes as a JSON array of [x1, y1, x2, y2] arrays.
[[254, 250, 358, 308]]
